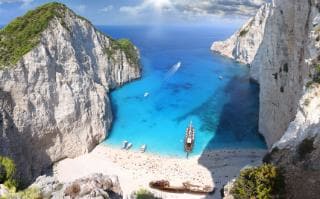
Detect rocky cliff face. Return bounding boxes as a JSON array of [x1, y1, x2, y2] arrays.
[[211, 4, 271, 82], [215, 0, 320, 198], [212, 0, 317, 148], [254, 0, 313, 148], [266, 86, 320, 199], [268, 7, 320, 196], [31, 173, 122, 199], [0, 3, 140, 185]]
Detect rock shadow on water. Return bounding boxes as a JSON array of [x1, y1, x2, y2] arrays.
[[208, 76, 262, 148], [195, 76, 267, 198], [174, 89, 221, 132]]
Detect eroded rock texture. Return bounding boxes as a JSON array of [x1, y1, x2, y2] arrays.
[[0, 5, 140, 185]]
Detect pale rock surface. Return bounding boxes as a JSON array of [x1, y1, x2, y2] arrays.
[[213, 1, 320, 198], [211, 3, 271, 81], [254, 0, 313, 148], [268, 85, 320, 198], [275, 84, 320, 149], [0, 7, 140, 185], [0, 184, 9, 197], [30, 173, 122, 199], [222, 179, 235, 199], [273, 2, 320, 150], [212, 0, 317, 148]]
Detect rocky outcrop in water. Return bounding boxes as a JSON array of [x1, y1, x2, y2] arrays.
[[211, 4, 271, 82], [0, 3, 140, 185]]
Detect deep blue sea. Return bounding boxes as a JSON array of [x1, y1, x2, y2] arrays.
[[99, 25, 266, 157]]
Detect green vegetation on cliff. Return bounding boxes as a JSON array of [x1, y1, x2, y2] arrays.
[[0, 156, 18, 190], [306, 63, 320, 87], [104, 38, 140, 67], [2, 187, 41, 199], [313, 64, 320, 83], [231, 164, 285, 199], [0, 1, 139, 70], [0, 2, 69, 68], [239, 29, 249, 37], [298, 137, 315, 160], [0, 156, 41, 198], [133, 188, 159, 199]]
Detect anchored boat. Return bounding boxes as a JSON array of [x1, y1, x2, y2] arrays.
[[121, 141, 128, 149], [184, 121, 195, 156], [140, 144, 147, 153], [126, 143, 133, 150]]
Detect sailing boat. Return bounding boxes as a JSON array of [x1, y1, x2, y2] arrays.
[[184, 121, 195, 156]]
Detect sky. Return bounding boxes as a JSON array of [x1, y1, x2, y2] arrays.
[[0, 0, 269, 26]]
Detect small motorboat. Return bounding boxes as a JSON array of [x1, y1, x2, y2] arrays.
[[126, 143, 133, 150], [144, 92, 149, 97], [219, 76, 223, 80], [121, 141, 128, 149], [140, 144, 147, 153]]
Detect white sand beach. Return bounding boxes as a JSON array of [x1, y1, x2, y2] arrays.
[[54, 145, 267, 199]]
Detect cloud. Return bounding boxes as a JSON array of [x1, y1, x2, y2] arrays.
[[119, 0, 269, 17], [0, 0, 33, 9], [120, 0, 173, 15], [100, 5, 113, 13], [0, 0, 32, 5], [174, 0, 269, 16]]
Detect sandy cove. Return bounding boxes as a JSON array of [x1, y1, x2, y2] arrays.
[[53, 144, 267, 199]]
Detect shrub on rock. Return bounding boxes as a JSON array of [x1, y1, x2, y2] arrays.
[[231, 164, 285, 199], [0, 156, 18, 190]]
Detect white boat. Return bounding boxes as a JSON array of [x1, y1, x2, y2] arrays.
[[140, 144, 147, 153], [126, 143, 133, 150], [219, 76, 223, 80], [165, 61, 182, 79], [144, 92, 149, 97], [122, 141, 128, 149]]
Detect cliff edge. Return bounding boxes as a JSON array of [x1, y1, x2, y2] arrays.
[[211, 0, 316, 148], [211, 3, 270, 82], [214, 0, 320, 198], [0, 2, 140, 185]]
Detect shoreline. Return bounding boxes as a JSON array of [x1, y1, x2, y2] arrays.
[[102, 142, 267, 158], [54, 144, 267, 199]]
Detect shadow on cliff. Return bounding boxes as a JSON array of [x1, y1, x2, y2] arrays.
[[194, 75, 266, 198], [0, 89, 53, 188]]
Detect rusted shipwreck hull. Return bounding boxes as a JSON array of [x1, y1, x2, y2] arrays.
[[149, 180, 214, 194]]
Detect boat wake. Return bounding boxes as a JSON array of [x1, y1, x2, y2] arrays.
[[165, 61, 182, 79]]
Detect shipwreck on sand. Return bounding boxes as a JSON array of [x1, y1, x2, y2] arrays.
[[149, 180, 214, 194]]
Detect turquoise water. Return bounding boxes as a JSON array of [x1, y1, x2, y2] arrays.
[[100, 25, 266, 157]]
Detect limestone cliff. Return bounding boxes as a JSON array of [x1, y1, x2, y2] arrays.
[[0, 3, 140, 185], [268, 6, 320, 196], [212, 0, 317, 148], [253, 0, 313, 148], [214, 1, 320, 198], [32, 174, 122, 199], [211, 4, 271, 82], [266, 86, 320, 199]]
